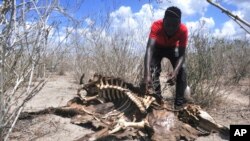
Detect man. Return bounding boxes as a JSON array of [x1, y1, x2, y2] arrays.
[[143, 6, 191, 109]]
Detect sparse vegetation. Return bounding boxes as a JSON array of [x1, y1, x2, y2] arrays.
[[0, 0, 77, 140], [1, 0, 250, 140], [186, 30, 250, 107]]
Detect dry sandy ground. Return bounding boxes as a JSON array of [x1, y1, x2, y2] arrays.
[[9, 73, 250, 141], [10, 73, 92, 141]]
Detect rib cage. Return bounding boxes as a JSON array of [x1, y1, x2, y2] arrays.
[[78, 74, 156, 113]]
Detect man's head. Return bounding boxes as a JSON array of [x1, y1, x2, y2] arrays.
[[163, 6, 181, 36]]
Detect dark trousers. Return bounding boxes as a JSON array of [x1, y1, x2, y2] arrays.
[[150, 46, 187, 105]]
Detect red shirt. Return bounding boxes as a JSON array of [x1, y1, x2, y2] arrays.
[[149, 19, 188, 48]]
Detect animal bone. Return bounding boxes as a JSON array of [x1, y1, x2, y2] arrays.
[[109, 118, 149, 134], [179, 104, 229, 135]]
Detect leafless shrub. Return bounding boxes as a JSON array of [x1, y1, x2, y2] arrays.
[[186, 30, 250, 108], [92, 34, 144, 84], [186, 31, 226, 107], [71, 21, 145, 85], [0, 0, 78, 140], [225, 39, 250, 84]]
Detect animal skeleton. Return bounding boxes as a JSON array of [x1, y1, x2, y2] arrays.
[[75, 73, 229, 140], [19, 73, 229, 141]]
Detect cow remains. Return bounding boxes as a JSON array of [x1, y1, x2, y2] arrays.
[[19, 73, 230, 141]]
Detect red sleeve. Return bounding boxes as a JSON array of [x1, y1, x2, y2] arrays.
[[179, 25, 188, 48], [149, 22, 159, 39]]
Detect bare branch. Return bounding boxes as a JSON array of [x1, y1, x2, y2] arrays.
[[4, 107, 23, 141], [207, 0, 250, 34], [0, 0, 75, 139]]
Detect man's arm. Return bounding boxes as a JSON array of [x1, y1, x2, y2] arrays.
[[168, 24, 188, 83], [174, 47, 185, 74], [143, 38, 156, 85], [168, 47, 186, 83]]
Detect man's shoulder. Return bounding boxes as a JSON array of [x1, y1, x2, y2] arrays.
[[153, 19, 163, 24], [151, 19, 163, 28], [180, 23, 188, 32]]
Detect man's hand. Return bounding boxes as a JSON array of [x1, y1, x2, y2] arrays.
[[145, 75, 152, 88], [141, 75, 154, 94], [167, 71, 177, 86], [145, 75, 152, 84]]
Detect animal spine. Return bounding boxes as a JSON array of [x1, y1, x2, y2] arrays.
[[78, 74, 155, 113]]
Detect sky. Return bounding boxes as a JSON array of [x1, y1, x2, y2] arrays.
[[1, 0, 249, 40], [58, 0, 250, 39]]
